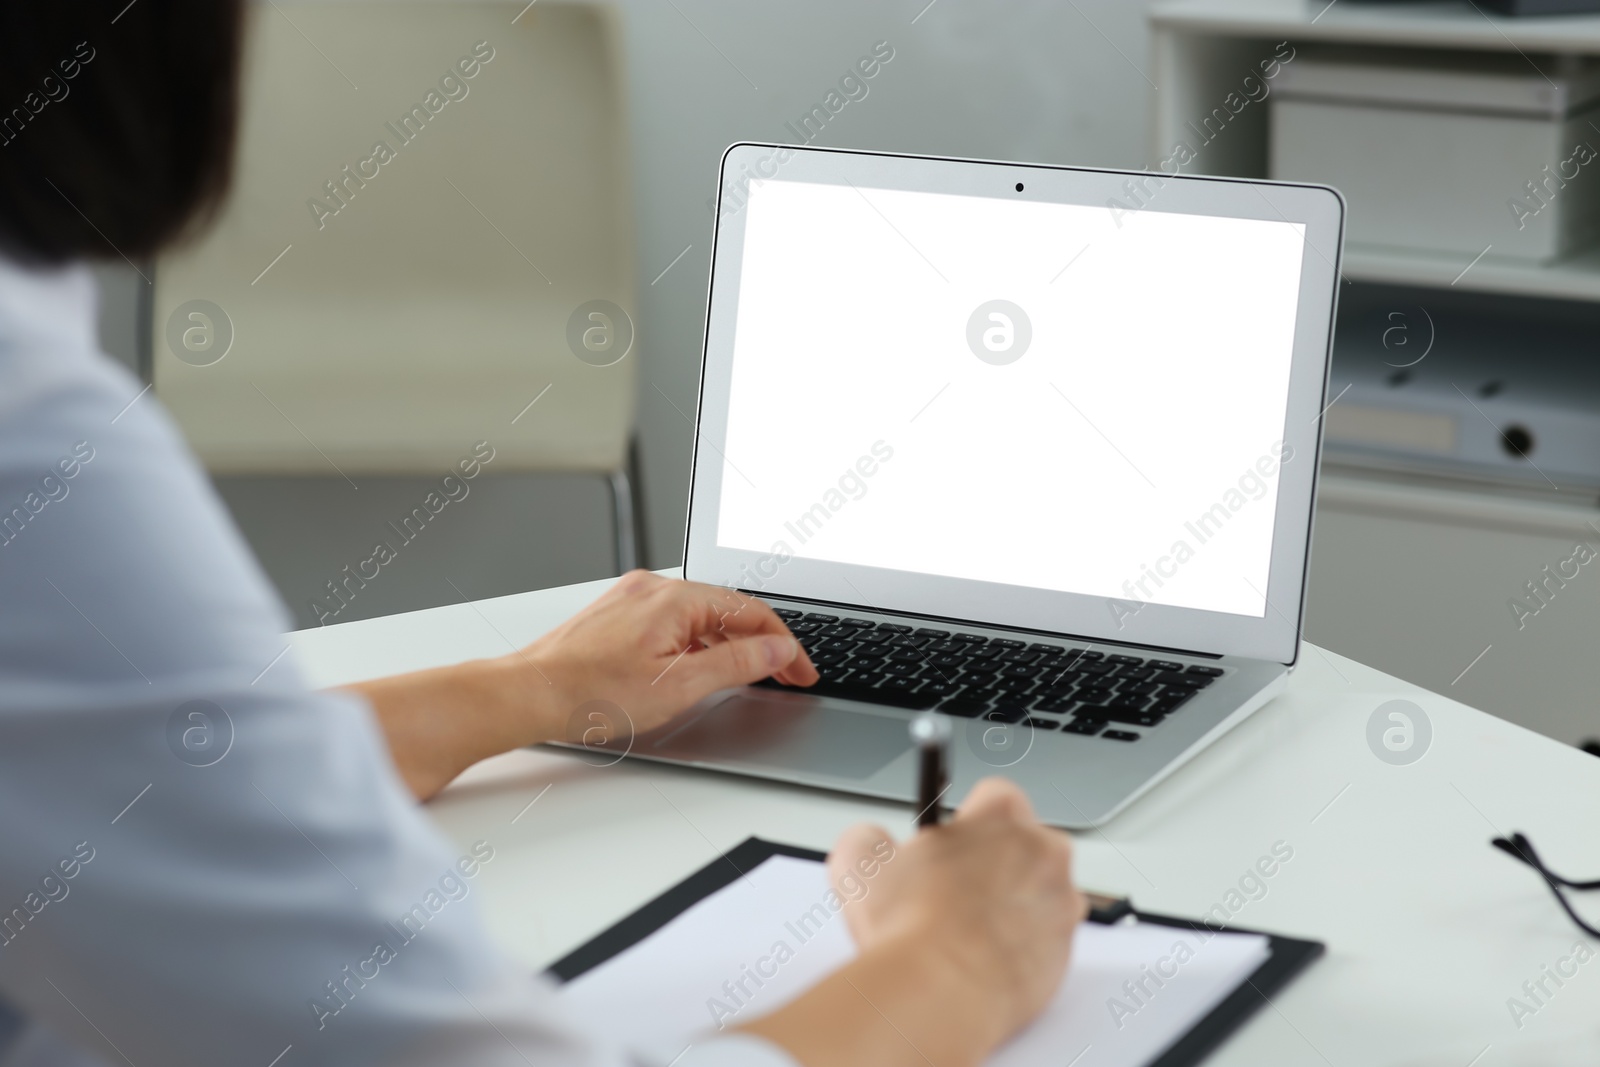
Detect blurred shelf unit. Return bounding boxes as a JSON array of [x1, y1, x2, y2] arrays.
[[1151, 3, 1600, 749], [1150, 0, 1600, 302]]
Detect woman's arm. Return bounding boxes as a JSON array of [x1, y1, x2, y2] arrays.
[[345, 570, 818, 800], [347, 581, 1088, 1067], [339, 654, 539, 802]]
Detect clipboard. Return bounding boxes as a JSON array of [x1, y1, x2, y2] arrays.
[[548, 837, 1324, 1067]]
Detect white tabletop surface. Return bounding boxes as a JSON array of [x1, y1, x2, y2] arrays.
[[288, 573, 1600, 1066]]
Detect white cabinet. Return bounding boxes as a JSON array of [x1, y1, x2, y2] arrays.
[[1308, 472, 1600, 746]]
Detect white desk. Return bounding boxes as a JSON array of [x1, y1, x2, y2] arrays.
[[289, 574, 1600, 1065]]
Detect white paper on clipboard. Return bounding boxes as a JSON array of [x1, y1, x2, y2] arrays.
[[556, 855, 1272, 1067]]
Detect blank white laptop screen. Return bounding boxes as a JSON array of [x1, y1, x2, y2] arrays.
[[713, 178, 1307, 619]]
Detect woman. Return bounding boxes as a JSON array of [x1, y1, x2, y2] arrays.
[[0, 4, 1085, 1066]]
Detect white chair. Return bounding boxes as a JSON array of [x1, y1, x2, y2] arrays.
[[151, 0, 644, 569]]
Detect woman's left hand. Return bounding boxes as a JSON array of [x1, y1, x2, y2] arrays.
[[347, 571, 817, 800], [521, 569, 818, 742]]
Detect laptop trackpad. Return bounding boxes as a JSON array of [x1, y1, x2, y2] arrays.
[[644, 693, 910, 780]]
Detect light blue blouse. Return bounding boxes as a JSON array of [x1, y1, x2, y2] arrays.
[[0, 258, 795, 1067]]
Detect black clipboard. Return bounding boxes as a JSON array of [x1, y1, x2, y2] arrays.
[[547, 837, 1324, 1067]]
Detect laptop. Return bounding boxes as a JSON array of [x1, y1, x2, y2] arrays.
[[607, 145, 1341, 827]]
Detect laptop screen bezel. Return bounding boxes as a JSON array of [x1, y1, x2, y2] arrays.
[[682, 143, 1343, 666]]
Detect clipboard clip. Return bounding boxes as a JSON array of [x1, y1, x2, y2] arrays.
[[1086, 891, 1134, 925]]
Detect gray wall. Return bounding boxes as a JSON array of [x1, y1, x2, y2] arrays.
[[92, 0, 1160, 626]]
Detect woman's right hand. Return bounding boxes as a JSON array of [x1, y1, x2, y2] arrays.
[[740, 777, 1086, 1067], [831, 777, 1087, 1043]]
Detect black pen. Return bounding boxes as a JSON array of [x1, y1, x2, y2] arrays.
[[910, 713, 951, 828]]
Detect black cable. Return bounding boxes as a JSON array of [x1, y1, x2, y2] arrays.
[[1491, 832, 1600, 939]]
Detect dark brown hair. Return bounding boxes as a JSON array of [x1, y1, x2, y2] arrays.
[[0, 1, 245, 264]]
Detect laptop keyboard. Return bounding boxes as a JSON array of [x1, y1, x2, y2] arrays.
[[757, 608, 1224, 742]]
